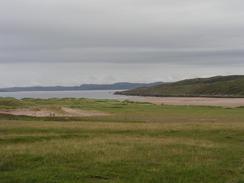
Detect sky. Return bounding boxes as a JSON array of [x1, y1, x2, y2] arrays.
[[0, 0, 244, 87]]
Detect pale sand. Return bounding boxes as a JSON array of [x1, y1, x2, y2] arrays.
[[0, 107, 109, 117], [130, 97, 244, 107]]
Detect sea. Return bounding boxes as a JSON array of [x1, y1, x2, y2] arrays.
[[0, 90, 131, 100]]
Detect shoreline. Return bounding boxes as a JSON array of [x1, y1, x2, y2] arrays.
[[114, 92, 244, 98], [126, 96, 244, 107]]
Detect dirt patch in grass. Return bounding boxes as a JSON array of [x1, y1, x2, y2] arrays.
[[0, 107, 109, 117]]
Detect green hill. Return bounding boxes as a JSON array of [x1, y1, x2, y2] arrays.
[[116, 75, 244, 97]]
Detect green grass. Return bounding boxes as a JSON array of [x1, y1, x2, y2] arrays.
[[117, 75, 244, 97], [0, 98, 244, 183]]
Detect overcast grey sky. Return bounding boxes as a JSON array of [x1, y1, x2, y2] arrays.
[[0, 0, 244, 87]]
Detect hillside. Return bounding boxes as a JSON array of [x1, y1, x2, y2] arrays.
[[0, 82, 162, 92], [116, 75, 244, 97]]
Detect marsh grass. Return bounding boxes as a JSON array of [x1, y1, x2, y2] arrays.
[[0, 98, 244, 183]]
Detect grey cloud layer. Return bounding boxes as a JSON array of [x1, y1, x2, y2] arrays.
[[0, 0, 243, 86], [1, 0, 244, 51]]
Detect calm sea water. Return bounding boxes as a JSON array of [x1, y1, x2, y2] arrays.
[[0, 90, 130, 100]]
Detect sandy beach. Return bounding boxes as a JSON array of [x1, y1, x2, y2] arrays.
[[131, 97, 244, 107]]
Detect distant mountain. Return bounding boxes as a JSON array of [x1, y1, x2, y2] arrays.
[[0, 82, 162, 92], [116, 75, 244, 98]]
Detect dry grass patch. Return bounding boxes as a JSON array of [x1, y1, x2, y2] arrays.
[[0, 135, 221, 156]]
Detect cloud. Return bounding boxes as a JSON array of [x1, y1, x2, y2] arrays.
[[1, 0, 244, 51], [0, 0, 243, 86]]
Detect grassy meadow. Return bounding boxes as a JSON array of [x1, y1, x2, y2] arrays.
[[0, 98, 244, 183]]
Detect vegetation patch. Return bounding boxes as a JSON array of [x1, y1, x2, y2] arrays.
[[0, 98, 244, 183]]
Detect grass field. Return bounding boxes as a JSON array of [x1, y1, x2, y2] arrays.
[[0, 98, 244, 183]]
